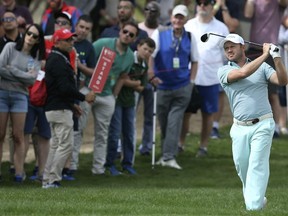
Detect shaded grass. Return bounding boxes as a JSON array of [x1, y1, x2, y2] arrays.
[[0, 126, 287, 215]]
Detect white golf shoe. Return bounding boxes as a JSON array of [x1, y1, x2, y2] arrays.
[[161, 159, 182, 170], [262, 197, 267, 209], [155, 157, 164, 165]]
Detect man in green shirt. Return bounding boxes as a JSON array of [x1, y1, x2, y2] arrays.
[[91, 21, 139, 175]]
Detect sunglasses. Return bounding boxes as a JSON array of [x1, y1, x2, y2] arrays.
[[55, 20, 70, 26], [27, 31, 39, 39], [197, 1, 210, 6], [1, 17, 16, 22], [122, 29, 135, 38]]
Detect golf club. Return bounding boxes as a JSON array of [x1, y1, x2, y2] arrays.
[[201, 33, 279, 52]]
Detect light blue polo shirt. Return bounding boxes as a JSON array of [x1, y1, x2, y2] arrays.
[[218, 59, 275, 121]]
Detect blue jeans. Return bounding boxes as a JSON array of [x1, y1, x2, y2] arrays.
[[106, 105, 135, 167]]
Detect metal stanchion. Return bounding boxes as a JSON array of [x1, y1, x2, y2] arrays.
[[152, 86, 157, 169]]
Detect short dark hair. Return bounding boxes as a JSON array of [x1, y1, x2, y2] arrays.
[[138, 37, 155, 49], [76, 14, 93, 25], [122, 20, 139, 37], [119, 0, 135, 6]]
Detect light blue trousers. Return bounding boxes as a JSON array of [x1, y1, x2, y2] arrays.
[[230, 118, 275, 210]]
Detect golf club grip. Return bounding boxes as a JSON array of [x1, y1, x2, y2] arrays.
[[246, 41, 279, 52]]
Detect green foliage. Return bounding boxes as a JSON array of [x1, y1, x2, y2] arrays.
[[0, 126, 287, 215]]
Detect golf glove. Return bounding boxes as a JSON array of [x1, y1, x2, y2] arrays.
[[269, 44, 281, 59]]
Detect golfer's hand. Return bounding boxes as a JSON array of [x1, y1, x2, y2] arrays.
[[262, 43, 270, 56], [269, 43, 281, 59]]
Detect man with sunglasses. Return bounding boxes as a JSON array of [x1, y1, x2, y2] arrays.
[[44, 11, 77, 72], [41, 0, 82, 36], [91, 21, 139, 175], [100, 0, 148, 51], [0, 0, 33, 37], [0, 11, 22, 52], [185, 0, 229, 157]]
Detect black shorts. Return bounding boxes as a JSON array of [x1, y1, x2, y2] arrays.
[[185, 85, 202, 113], [278, 86, 287, 107]]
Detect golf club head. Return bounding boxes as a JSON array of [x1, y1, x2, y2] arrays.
[[200, 33, 209, 42]]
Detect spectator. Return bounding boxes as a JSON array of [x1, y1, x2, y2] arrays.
[[69, 15, 97, 173], [41, 0, 82, 35], [0, 24, 45, 182], [210, 0, 240, 139], [185, 0, 229, 157], [99, 0, 148, 160], [0, 11, 23, 51], [64, 0, 97, 15], [42, 28, 95, 188], [244, 0, 288, 138], [100, 0, 148, 51], [277, 10, 288, 135], [156, 0, 175, 25], [151, 5, 198, 169], [218, 33, 287, 210], [0, 0, 33, 36], [137, 1, 161, 156], [106, 37, 156, 176], [0, 10, 23, 174], [43, 11, 79, 180], [91, 21, 139, 175], [213, 0, 239, 33], [90, 0, 119, 41]]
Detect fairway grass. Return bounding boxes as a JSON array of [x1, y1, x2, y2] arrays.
[[0, 127, 287, 215]]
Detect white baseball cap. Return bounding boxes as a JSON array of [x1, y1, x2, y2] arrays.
[[172, 5, 188, 17], [220, 34, 245, 48]]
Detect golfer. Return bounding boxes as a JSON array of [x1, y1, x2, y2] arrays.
[[218, 34, 287, 210]]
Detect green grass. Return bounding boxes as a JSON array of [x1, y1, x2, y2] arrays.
[[0, 126, 287, 215]]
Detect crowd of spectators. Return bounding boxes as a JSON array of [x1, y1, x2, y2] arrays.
[[0, 0, 287, 194]]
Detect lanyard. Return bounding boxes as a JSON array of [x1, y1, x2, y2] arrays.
[[172, 30, 182, 56], [51, 50, 70, 65]]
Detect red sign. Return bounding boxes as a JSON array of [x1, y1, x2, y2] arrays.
[[89, 47, 116, 93]]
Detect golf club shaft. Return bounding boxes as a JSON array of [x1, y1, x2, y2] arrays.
[[209, 33, 262, 48], [208, 33, 278, 51]]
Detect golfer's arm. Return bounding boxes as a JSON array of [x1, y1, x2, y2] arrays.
[[227, 53, 269, 82], [269, 58, 288, 86]]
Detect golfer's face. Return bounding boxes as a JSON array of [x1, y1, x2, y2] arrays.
[[224, 42, 243, 61]]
